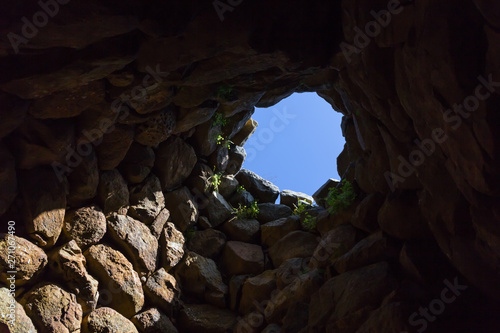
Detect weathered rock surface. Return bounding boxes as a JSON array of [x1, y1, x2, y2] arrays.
[[48, 240, 99, 314], [236, 169, 280, 203], [82, 307, 138, 333], [132, 308, 179, 333], [21, 283, 82, 333], [174, 252, 228, 308], [155, 137, 197, 191], [128, 174, 165, 224], [19, 167, 67, 248], [186, 228, 226, 259], [0, 234, 47, 286], [159, 222, 185, 271], [239, 270, 277, 314], [97, 169, 129, 215], [261, 216, 301, 248], [178, 304, 237, 333], [107, 214, 158, 273], [164, 187, 199, 232], [204, 191, 233, 227], [63, 205, 107, 249], [268, 231, 319, 267], [221, 217, 260, 243], [144, 268, 181, 315], [280, 190, 314, 208], [256, 203, 293, 223], [0, 287, 37, 333], [84, 244, 144, 318], [223, 241, 264, 276], [119, 143, 155, 184]]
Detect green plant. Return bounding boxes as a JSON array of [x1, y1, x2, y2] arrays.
[[207, 172, 223, 192], [326, 179, 356, 215], [215, 134, 233, 149], [301, 212, 317, 231], [233, 201, 259, 219], [292, 200, 310, 216], [293, 201, 317, 231], [236, 185, 246, 194], [216, 84, 234, 100], [212, 112, 227, 127]]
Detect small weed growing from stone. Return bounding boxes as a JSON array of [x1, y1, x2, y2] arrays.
[[184, 226, 196, 243], [212, 112, 227, 127], [207, 172, 223, 192], [216, 84, 235, 100], [293, 201, 317, 231], [326, 179, 356, 215], [233, 201, 259, 219], [236, 185, 246, 193]]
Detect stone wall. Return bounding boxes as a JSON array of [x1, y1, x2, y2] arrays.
[[0, 0, 500, 332]]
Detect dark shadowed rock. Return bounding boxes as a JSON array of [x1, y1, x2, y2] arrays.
[[218, 175, 239, 199], [97, 169, 129, 215], [0, 146, 16, 216], [135, 107, 176, 147], [313, 178, 339, 207], [223, 241, 264, 276], [129, 174, 165, 224], [229, 188, 255, 208], [268, 231, 319, 267], [155, 136, 197, 190], [178, 304, 237, 333], [144, 268, 181, 315], [308, 224, 357, 270], [261, 216, 301, 248], [256, 203, 293, 223], [221, 217, 260, 243], [95, 124, 135, 170], [239, 270, 276, 314], [20, 166, 67, 248], [66, 148, 99, 207], [132, 308, 179, 333], [226, 145, 246, 175], [164, 187, 199, 232], [280, 190, 314, 209], [186, 228, 226, 259], [236, 169, 279, 203], [119, 143, 155, 184], [205, 191, 233, 227]]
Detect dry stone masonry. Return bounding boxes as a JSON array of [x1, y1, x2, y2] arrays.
[[0, 0, 500, 332]]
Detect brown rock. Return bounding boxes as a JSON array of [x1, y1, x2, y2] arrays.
[[333, 231, 400, 274], [178, 304, 237, 333], [0, 145, 16, 216], [29, 80, 105, 119], [223, 241, 264, 276], [159, 222, 185, 270], [20, 166, 67, 248], [150, 208, 170, 239], [351, 192, 384, 233], [119, 143, 155, 184], [282, 302, 309, 333], [95, 124, 135, 170], [48, 240, 99, 314], [164, 187, 199, 232], [135, 107, 176, 147], [205, 191, 233, 227], [21, 283, 82, 333], [132, 308, 179, 333], [129, 174, 165, 224], [184, 162, 213, 196], [174, 252, 228, 308], [186, 228, 226, 259], [144, 268, 181, 315], [308, 224, 357, 270], [308, 262, 397, 330], [174, 102, 218, 134], [261, 216, 301, 248], [268, 231, 319, 268], [63, 205, 107, 249], [221, 217, 260, 243], [0, 92, 28, 139], [0, 235, 47, 286], [231, 118, 257, 146], [154, 136, 197, 191], [0, 287, 37, 333], [66, 148, 99, 207], [84, 244, 144, 318], [275, 258, 307, 290], [82, 307, 138, 333], [97, 169, 129, 215], [239, 270, 277, 314], [229, 274, 251, 312], [256, 203, 293, 223], [235, 169, 279, 204], [107, 214, 158, 273], [226, 145, 246, 175]]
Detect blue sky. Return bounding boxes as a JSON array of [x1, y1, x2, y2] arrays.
[[242, 92, 345, 196]]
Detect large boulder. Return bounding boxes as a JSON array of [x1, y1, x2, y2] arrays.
[[107, 214, 159, 274], [0, 234, 47, 286], [21, 283, 82, 333], [223, 241, 265, 276], [20, 167, 67, 248], [82, 307, 138, 333], [235, 169, 279, 203], [84, 244, 144, 318], [154, 136, 197, 191], [268, 231, 319, 267], [63, 205, 107, 249]]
